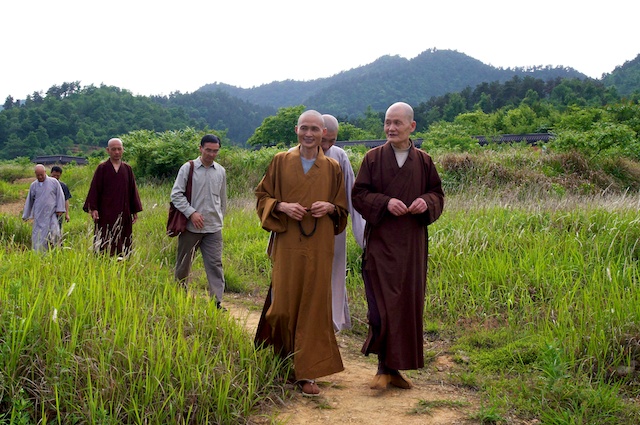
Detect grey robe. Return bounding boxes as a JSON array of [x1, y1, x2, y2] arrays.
[[22, 176, 66, 251]]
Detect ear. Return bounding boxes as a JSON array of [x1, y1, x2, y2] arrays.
[[410, 121, 417, 132]]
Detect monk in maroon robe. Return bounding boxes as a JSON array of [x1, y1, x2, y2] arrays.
[[83, 138, 143, 257], [352, 102, 444, 390]]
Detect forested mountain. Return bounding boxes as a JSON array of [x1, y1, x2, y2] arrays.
[[151, 90, 276, 143], [1, 49, 638, 159], [0, 83, 199, 160], [602, 53, 640, 96], [199, 49, 587, 117], [412, 75, 621, 131]]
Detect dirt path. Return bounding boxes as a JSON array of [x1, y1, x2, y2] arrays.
[[224, 294, 490, 425]]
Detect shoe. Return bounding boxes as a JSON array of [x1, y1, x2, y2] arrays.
[[389, 372, 413, 389], [216, 302, 227, 312], [297, 380, 320, 397], [369, 373, 391, 389]]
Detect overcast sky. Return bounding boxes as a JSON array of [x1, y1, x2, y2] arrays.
[[2, 0, 638, 101]]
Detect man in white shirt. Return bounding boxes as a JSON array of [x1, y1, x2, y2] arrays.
[[170, 134, 228, 309]]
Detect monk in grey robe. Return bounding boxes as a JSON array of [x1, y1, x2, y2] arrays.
[[22, 164, 66, 251]]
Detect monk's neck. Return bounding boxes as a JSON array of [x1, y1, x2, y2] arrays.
[[299, 145, 319, 160], [110, 159, 122, 172], [390, 140, 411, 150]]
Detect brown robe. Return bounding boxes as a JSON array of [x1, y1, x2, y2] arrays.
[[352, 141, 444, 371], [83, 160, 143, 256], [255, 146, 348, 380]]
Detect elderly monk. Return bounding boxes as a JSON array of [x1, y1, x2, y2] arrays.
[[22, 164, 66, 251], [255, 110, 348, 397], [319, 114, 365, 331], [352, 101, 445, 390], [83, 138, 143, 257]]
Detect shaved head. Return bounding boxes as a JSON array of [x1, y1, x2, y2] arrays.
[[297, 110, 325, 127], [386, 102, 414, 122], [34, 164, 46, 182], [322, 114, 339, 134]]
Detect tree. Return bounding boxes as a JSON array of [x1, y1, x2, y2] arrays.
[[247, 105, 305, 148], [3, 95, 15, 110]]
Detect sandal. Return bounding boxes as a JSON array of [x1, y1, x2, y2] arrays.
[[297, 379, 320, 397]]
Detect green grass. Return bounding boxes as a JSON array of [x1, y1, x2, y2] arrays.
[[2, 146, 640, 423]]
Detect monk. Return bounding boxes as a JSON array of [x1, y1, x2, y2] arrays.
[[22, 164, 66, 251], [255, 110, 348, 397], [83, 138, 143, 257], [319, 114, 365, 331], [352, 102, 445, 390]]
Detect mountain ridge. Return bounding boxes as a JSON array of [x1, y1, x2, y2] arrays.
[[198, 49, 589, 116]]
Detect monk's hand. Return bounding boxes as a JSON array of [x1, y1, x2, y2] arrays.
[[277, 202, 307, 221], [190, 211, 205, 229], [408, 198, 428, 214], [90, 210, 99, 221], [309, 201, 333, 218], [387, 198, 409, 216], [132, 213, 138, 224]]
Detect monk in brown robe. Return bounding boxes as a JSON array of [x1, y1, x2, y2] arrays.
[[352, 102, 445, 390], [83, 138, 143, 257], [255, 110, 348, 396]]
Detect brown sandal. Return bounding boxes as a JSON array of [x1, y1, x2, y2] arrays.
[[297, 379, 320, 397]]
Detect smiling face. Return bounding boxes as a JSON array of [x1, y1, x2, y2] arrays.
[[296, 111, 326, 150], [384, 103, 416, 148]]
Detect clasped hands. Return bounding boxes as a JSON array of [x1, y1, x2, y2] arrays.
[[276, 201, 334, 221], [387, 197, 427, 216]]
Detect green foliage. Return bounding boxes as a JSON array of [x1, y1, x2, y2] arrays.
[[246, 105, 305, 148], [151, 90, 276, 145], [418, 122, 480, 154], [217, 147, 280, 198], [124, 128, 226, 179], [0, 83, 198, 160]]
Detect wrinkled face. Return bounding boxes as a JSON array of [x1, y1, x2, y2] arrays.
[[106, 140, 124, 161], [35, 167, 46, 182], [296, 114, 326, 150], [384, 106, 416, 147], [321, 128, 338, 152], [50, 171, 61, 180], [199, 141, 220, 166]]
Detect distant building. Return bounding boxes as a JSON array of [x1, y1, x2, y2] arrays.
[[32, 155, 88, 165]]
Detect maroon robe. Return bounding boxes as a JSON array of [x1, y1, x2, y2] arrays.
[[83, 160, 143, 256], [352, 141, 444, 371]]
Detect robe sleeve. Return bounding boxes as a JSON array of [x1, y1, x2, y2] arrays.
[[83, 164, 102, 213], [22, 184, 35, 220], [255, 154, 287, 233], [331, 165, 349, 236], [55, 180, 66, 213], [417, 154, 445, 226], [127, 164, 143, 214], [352, 153, 392, 227]]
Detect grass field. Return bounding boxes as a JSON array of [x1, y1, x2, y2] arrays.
[[1, 146, 640, 424]]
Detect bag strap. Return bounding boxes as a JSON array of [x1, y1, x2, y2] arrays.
[[185, 160, 194, 202]]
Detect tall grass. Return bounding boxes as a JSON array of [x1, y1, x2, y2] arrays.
[[0, 164, 288, 424], [3, 146, 640, 423]]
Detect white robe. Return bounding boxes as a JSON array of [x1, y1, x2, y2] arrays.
[[22, 176, 66, 251], [325, 145, 366, 331]]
